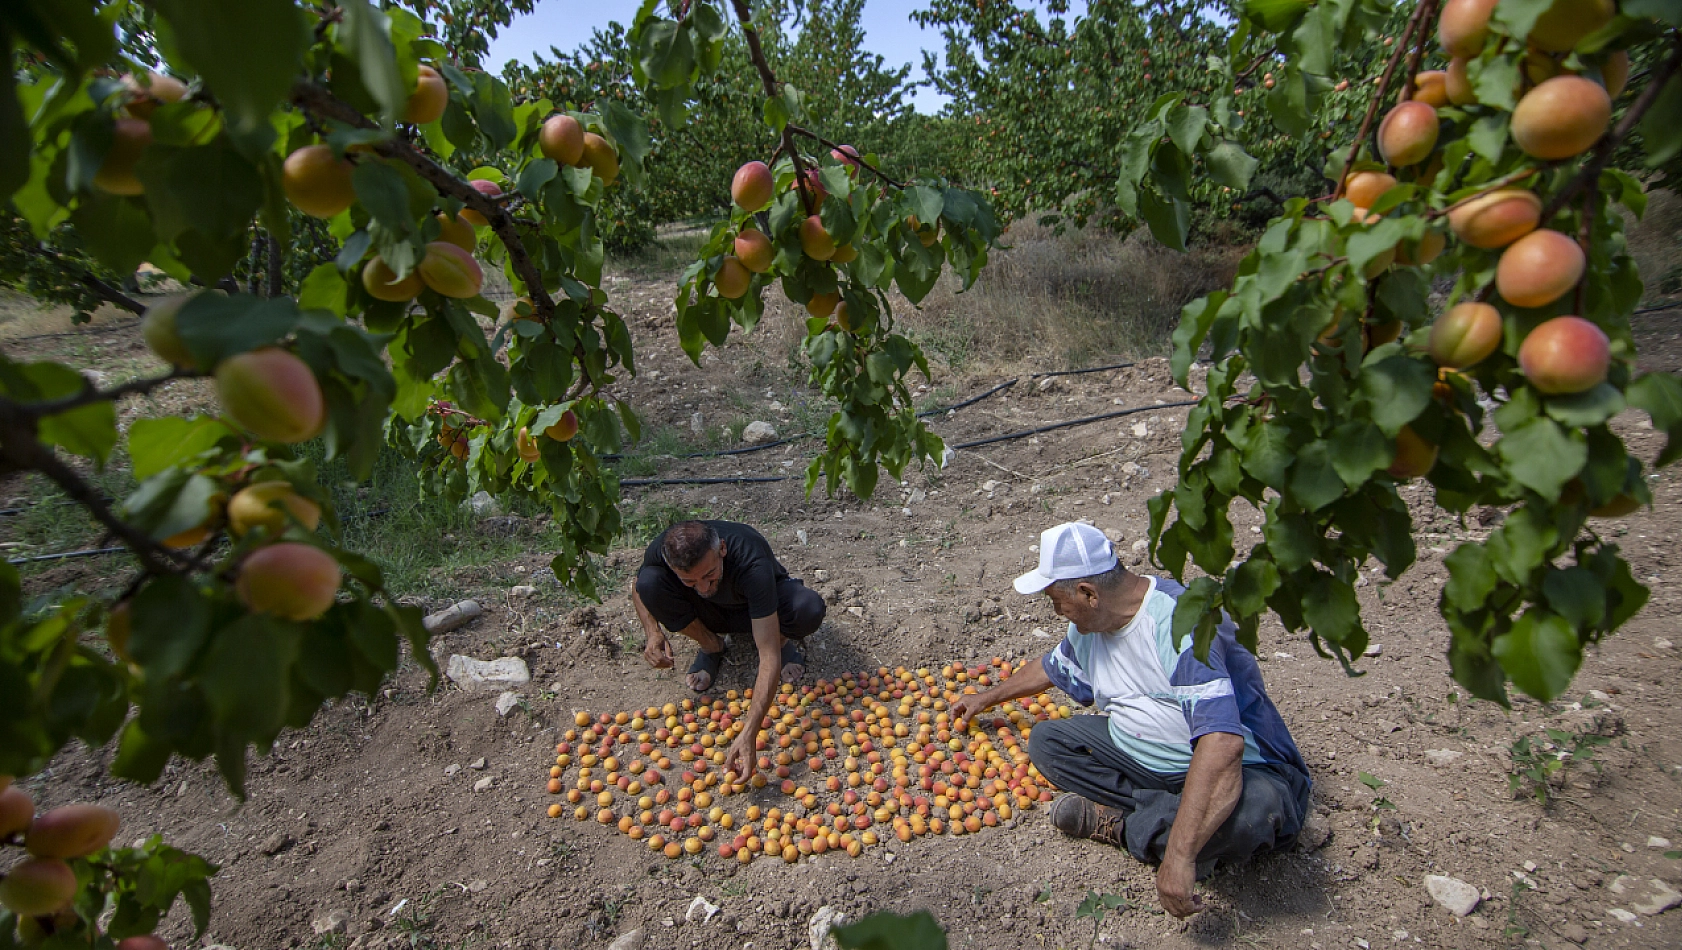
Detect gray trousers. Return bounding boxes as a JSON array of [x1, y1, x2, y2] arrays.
[[1027, 716, 1311, 878]]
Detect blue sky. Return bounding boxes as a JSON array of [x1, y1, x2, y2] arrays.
[[483, 1, 1088, 114]]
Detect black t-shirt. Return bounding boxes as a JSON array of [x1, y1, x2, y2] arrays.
[[642, 521, 789, 618]]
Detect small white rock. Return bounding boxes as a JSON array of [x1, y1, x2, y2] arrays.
[[1609, 908, 1638, 924], [1363, 643, 1383, 657], [472, 776, 494, 792], [1425, 749, 1464, 768], [808, 906, 846, 950], [494, 692, 523, 717], [1424, 875, 1481, 916], [686, 895, 720, 924], [509, 585, 538, 598], [606, 929, 645, 950], [741, 421, 779, 444]]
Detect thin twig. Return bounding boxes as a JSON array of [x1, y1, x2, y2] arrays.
[[728, 0, 814, 216], [1425, 168, 1539, 219], [785, 124, 906, 189], [1539, 35, 1682, 221], [1398, 0, 1442, 103], [19, 368, 204, 420], [1233, 49, 1278, 85], [1331, 0, 1433, 200]]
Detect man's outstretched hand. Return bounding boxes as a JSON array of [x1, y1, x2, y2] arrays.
[[643, 631, 674, 670], [950, 692, 989, 724], [723, 732, 756, 780], [1156, 854, 1202, 918]]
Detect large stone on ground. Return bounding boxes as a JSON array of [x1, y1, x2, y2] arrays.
[[445, 655, 530, 692], [741, 421, 778, 444], [1425, 875, 1481, 916]]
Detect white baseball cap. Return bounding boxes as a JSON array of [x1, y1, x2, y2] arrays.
[[1013, 522, 1118, 595]]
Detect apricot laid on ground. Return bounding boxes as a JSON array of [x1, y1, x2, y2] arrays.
[[1388, 426, 1438, 480], [94, 117, 153, 196], [227, 481, 321, 538], [581, 133, 619, 187], [0, 787, 33, 838], [1528, 0, 1615, 53], [0, 857, 77, 917], [540, 114, 585, 166], [806, 291, 840, 320], [461, 178, 503, 227], [1438, 0, 1499, 57], [1344, 171, 1397, 209], [1445, 57, 1476, 105], [1497, 229, 1585, 309], [1518, 316, 1609, 394], [1377, 101, 1438, 167], [800, 216, 836, 260], [417, 241, 484, 298], [122, 72, 187, 119], [215, 348, 326, 443], [1413, 70, 1449, 107], [115, 937, 171, 950], [732, 161, 774, 212], [26, 804, 120, 858], [435, 214, 476, 252], [362, 256, 423, 302], [735, 229, 774, 273], [236, 542, 342, 621], [282, 145, 355, 219], [715, 257, 751, 299], [1447, 188, 1541, 249], [1511, 76, 1610, 160], [543, 410, 579, 442], [1429, 302, 1503, 369], [140, 294, 202, 369]]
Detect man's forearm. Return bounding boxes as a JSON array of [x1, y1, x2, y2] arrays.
[[972, 655, 1054, 711], [631, 587, 662, 639], [1163, 732, 1245, 865]]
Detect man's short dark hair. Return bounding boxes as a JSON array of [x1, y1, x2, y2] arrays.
[[662, 521, 719, 571]]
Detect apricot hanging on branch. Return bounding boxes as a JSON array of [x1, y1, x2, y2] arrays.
[[214, 347, 327, 444]]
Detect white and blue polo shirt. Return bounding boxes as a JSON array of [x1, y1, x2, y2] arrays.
[[1040, 575, 1308, 779]]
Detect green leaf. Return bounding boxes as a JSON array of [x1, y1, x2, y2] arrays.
[[151, 0, 311, 134], [1358, 356, 1434, 435], [1170, 576, 1223, 658], [1241, 419, 1295, 488], [1288, 441, 1345, 511], [176, 294, 300, 366], [1358, 770, 1385, 790], [1327, 421, 1390, 487], [1486, 506, 1558, 586], [1167, 105, 1208, 156], [1497, 418, 1586, 501], [1627, 371, 1682, 430], [1204, 142, 1259, 191], [1139, 188, 1189, 252], [201, 614, 299, 739], [1244, 0, 1313, 32], [352, 161, 414, 232], [601, 100, 652, 170], [833, 910, 948, 950], [298, 263, 349, 316], [338, 0, 406, 126], [0, 360, 118, 465], [1468, 114, 1509, 163], [1543, 384, 1624, 427], [1471, 56, 1521, 112], [1226, 557, 1281, 617], [1493, 611, 1580, 702], [1624, 0, 1682, 25], [127, 416, 235, 480], [1542, 567, 1605, 629], [1444, 543, 1498, 612], [1302, 572, 1364, 650], [69, 194, 155, 277], [129, 575, 210, 678], [1639, 76, 1682, 167]]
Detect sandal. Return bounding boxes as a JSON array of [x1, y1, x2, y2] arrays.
[[779, 641, 806, 683], [686, 646, 726, 693]]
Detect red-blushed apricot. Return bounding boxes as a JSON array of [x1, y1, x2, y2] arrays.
[[732, 161, 774, 212], [1429, 302, 1503, 369], [94, 117, 153, 196], [1413, 70, 1449, 107], [543, 410, 579, 442], [800, 216, 836, 260], [1528, 0, 1615, 53], [140, 294, 202, 369], [404, 65, 449, 124], [1344, 171, 1397, 209], [362, 256, 423, 302], [1447, 188, 1541, 249], [1377, 101, 1439, 167], [1497, 229, 1585, 309], [539, 114, 585, 166], [282, 145, 355, 218], [1445, 57, 1476, 105], [831, 144, 860, 167], [806, 291, 840, 320], [794, 168, 829, 206], [417, 241, 485, 298], [0, 786, 32, 838], [0, 858, 77, 917], [1602, 50, 1630, 99], [715, 257, 751, 299], [215, 348, 326, 444], [1511, 76, 1610, 160], [581, 133, 619, 186], [435, 214, 476, 252], [227, 481, 321, 538], [461, 178, 503, 227], [24, 804, 119, 859], [831, 243, 858, 263], [735, 229, 774, 273], [516, 427, 541, 462], [122, 72, 187, 120], [1519, 316, 1610, 394], [236, 542, 342, 621], [116, 936, 171, 950], [1438, 0, 1499, 57], [1388, 426, 1438, 480]]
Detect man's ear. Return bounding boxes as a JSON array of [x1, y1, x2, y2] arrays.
[[717, 540, 728, 560]]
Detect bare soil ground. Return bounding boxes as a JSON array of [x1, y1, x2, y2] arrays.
[[5, 274, 1682, 950]]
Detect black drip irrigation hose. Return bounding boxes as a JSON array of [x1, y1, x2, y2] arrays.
[[946, 400, 1198, 451], [7, 546, 126, 564], [620, 476, 789, 487]]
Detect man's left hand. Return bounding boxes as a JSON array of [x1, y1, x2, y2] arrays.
[[1156, 854, 1201, 918], [723, 732, 756, 780]]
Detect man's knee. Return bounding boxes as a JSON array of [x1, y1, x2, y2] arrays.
[[634, 566, 668, 602], [780, 583, 826, 639], [1026, 719, 1081, 777]]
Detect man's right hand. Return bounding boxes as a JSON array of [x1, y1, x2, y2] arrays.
[[643, 631, 673, 669], [950, 692, 991, 725]]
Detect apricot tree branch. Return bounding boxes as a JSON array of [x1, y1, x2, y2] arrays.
[[20, 368, 204, 421], [1332, 0, 1433, 200], [25, 244, 146, 316], [727, 0, 814, 215], [1398, 0, 1442, 102], [289, 81, 561, 327], [1425, 167, 1539, 219], [785, 125, 906, 188], [1539, 34, 1682, 221]]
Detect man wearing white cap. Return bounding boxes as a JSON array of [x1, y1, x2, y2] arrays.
[[951, 522, 1310, 918]]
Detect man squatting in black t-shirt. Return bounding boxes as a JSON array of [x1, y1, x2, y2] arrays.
[[632, 521, 826, 778]]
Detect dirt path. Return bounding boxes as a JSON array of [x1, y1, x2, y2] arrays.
[[9, 281, 1682, 950]]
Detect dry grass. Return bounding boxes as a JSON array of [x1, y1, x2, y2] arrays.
[[897, 221, 1240, 376]]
